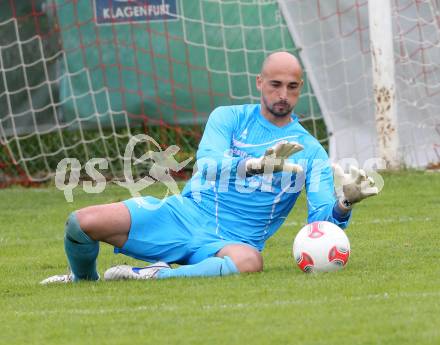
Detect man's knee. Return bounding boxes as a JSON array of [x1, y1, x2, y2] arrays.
[[217, 244, 263, 273], [236, 249, 263, 273], [74, 206, 109, 240], [64, 211, 96, 244], [68, 209, 98, 243], [75, 207, 95, 236], [73, 203, 130, 247]]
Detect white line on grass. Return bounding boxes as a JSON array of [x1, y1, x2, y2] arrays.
[[14, 291, 440, 317], [284, 216, 434, 227]]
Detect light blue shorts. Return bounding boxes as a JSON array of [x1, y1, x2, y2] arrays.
[[114, 195, 247, 265]]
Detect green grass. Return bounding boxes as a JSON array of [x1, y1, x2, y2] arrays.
[[1, 171, 440, 344]]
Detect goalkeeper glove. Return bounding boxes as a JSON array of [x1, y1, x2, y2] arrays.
[[245, 140, 304, 175], [333, 164, 379, 209]]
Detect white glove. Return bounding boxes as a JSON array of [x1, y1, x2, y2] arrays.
[[245, 140, 304, 175], [333, 164, 379, 208]]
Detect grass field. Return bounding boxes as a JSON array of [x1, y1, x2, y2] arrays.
[[1, 171, 440, 344]]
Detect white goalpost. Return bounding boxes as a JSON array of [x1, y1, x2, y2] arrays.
[[368, 0, 400, 169]]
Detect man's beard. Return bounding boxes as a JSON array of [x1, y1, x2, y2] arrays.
[[263, 96, 294, 117]]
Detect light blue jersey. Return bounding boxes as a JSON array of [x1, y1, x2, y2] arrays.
[[118, 104, 350, 265], [181, 104, 350, 250]]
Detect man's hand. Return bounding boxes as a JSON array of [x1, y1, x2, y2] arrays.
[[333, 164, 379, 208], [245, 140, 304, 175]]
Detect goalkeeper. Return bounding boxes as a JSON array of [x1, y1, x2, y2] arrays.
[[41, 52, 379, 284]]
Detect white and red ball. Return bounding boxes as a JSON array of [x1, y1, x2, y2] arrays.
[[293, 221, 350, 273]]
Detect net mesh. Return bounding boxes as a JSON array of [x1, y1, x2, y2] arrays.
[[0, 0, 325, 186], [3, 0, 436, 187], [280, 0, 440, 168]]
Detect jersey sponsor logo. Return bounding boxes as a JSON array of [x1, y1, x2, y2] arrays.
[[229, 147, 249, 159], [94, 0, 178, 25]]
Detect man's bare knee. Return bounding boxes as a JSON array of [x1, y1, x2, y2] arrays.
[[217, 244, 263, 273], [75, 207, 95, 235], [236, 250, 263, 273], [74, 203, 131, 247]]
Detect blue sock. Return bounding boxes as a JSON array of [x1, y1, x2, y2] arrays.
[[157, 256, 239, 279], [64, 212, 99, 281]]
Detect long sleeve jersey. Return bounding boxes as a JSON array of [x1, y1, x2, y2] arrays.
[[181, 104, 350, 250]]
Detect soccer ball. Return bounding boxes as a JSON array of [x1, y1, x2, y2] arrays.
[[292, 221, 350, 273]]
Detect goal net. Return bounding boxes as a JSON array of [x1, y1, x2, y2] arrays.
[[280, 0, 440, 169], [0, 0, 324, 186], [1, 1, 438, 187]]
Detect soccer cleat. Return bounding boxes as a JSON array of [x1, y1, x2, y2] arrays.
[[40, 273, 74, 285], [40, 273, 100, 285], [104, 262, 171, 281]]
